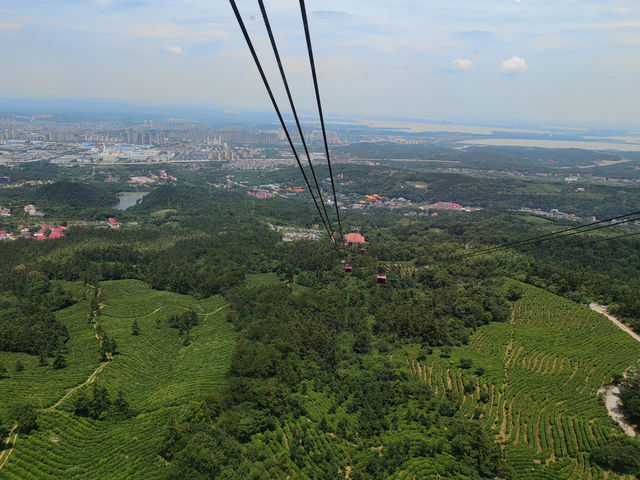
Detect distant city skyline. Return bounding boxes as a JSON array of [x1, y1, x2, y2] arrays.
[[1, 0, 640, 129]]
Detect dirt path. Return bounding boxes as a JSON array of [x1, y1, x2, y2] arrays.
[[597, 386, 637, 437], [141, 306, 164, 317], [0, 425, 18, 471], [590, 304, 639, 437], [0, 360, 110, 472], [43, 361, 110, 412], [204, 304, 228, 317], [589, 304, 640, 343]]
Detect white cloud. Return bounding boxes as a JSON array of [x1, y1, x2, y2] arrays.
[[452, 58, 473, 70], [501, 56, 528, 74], [164, 45, 184, 55]]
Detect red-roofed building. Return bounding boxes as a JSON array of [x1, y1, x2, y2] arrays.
[[37, 225, 51, 236], [49, 226, 68, 239], [248, 191, 271, 200], [108, 218, 120, 229], [344, 233, 366, 246]]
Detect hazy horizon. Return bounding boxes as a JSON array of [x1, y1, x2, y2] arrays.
[[1, 0, 640, 129]]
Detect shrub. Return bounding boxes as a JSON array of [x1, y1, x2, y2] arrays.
[[12, 404, 37, 433], [14, 359, 24, 372], [53, 352, 67, 370], [440, 346, 452, 358], [459, 358, 473, 369]]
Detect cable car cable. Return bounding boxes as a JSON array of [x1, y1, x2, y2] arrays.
[[461, 209, 640, 259], [462, 209, 640, 258], [229, 0, 337, 253], [257, 0, 336, 243], [463, 216, 640, 259], [299, 0, 346, 252], [557, 230, 640, 250], [480, 229, 640, 260]]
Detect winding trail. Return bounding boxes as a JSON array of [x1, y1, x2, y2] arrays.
[[141, 306, 164, 318], [1, 298, 225, 472], [205, 305, 228, 317], [0, 425, 18, 470], [0, 360, 110, 472], [589, 304, 640, 343], [589, 304, 640, 437], [42, 361, 110, 412]]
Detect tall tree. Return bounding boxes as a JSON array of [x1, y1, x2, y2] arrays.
[[131, 319, 140, 336]]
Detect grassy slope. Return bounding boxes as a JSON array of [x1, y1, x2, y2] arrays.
[[400, 281, 640, 480], [4, 278, 638, 479], [0, 280, 235, 480], [0, 301, 100, 420]]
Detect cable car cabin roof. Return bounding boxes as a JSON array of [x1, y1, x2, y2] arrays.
[[376, 274, 387, 284], [344, 266, 353, 272]]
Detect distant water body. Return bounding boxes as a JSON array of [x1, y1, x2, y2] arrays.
[[114, 192, 147, 210], [459, 138, 640, 152]]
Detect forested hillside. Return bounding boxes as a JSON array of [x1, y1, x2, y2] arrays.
[[1, 163, 640, 479]]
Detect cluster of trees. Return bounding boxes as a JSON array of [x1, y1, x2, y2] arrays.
[[619, 368, 640, 426], [5, 404, 38, 434], [167, 309, 199, 333], [96, 325, 118, 361], [369, 210, 640, 334], [0, 268, 72, 358], [143, 238, 248, 297], [34, 181, 119, 209], [0, 405, 38, 440], [369, 280, 510, 346], [0, 180, 121, 221], [591, 437, 640, 474], [73, 383, 132, 420], [0, 220, 279, 300], [158, 272, 511, 479]]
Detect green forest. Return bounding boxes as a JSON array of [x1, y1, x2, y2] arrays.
[[1, 161, 639, 479]]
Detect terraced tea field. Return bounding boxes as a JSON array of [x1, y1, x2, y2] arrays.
[[404, 282, 640, 479], [0, 280, 235, 480], [0, 301, 101, 420]]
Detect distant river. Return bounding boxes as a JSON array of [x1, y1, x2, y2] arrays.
[[459, 138, 640, 152], [113, 192, 148, 210]]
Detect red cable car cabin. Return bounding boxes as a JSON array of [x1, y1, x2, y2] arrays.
[[376, 274, 387, 284], [345, 266, 353, 273]]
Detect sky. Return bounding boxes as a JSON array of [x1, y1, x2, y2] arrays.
[[1, 0, 640, 129]]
